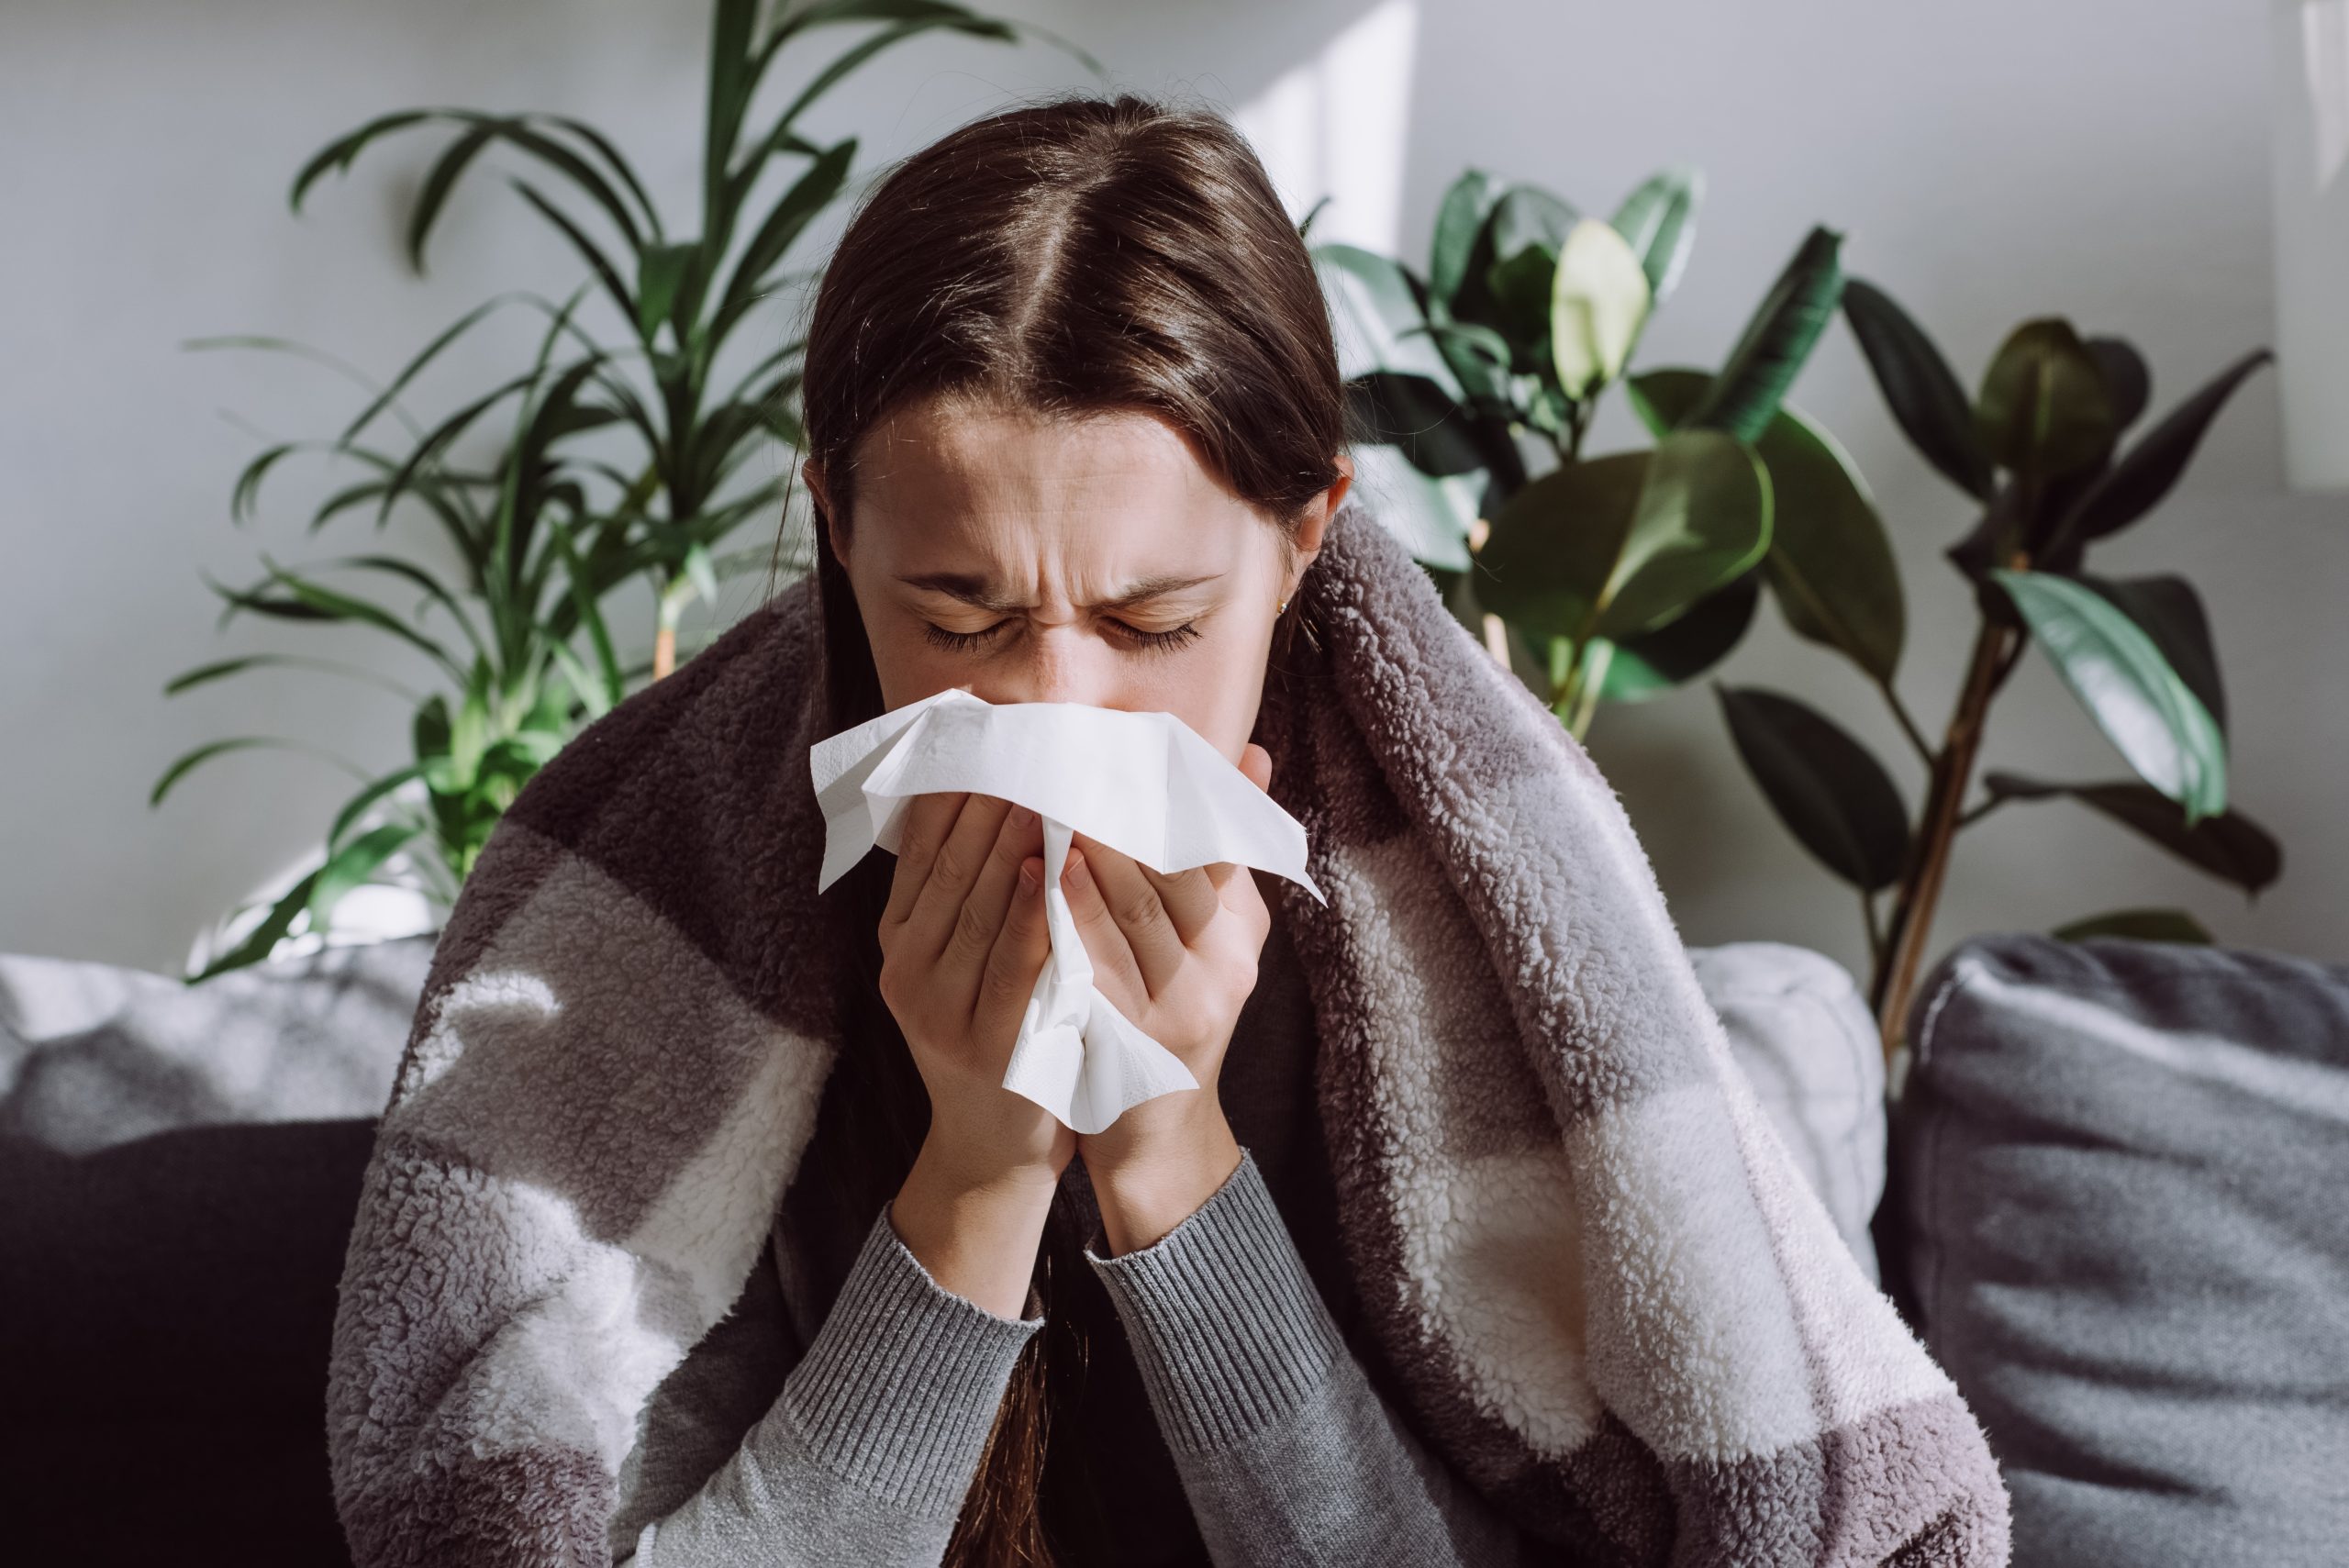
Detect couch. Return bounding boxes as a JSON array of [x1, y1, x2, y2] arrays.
[[3, 928, 2341, 1565]]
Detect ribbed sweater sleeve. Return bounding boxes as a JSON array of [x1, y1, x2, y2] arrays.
[[622, 1197, 1040, 1568], [1083, 1148, 1540, 1568]]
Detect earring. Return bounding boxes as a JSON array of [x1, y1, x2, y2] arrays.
[[1276, 595, 1289, 615]]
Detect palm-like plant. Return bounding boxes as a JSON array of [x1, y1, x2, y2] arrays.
[[157, 0, 1097, 982]]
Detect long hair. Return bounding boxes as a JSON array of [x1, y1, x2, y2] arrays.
[[763, 90, 1346, 1565]]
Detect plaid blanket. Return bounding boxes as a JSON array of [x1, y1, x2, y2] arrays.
[[325, 499, 2009, 1565]]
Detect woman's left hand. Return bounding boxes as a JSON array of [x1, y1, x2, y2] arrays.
[[1061, 741, 1277, 1254]]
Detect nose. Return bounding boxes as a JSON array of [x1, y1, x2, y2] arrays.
[[973, 627, 1125, 710]]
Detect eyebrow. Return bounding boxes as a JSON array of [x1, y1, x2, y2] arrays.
[[893, 570, 1223, 613]]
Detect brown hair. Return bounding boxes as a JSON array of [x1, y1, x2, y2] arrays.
[[766, 89, 1346, 1565]]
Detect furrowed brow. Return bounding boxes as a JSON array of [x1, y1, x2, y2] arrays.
[[894, 571, 1222, 612]]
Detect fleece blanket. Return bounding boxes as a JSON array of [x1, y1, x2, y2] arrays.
[[324, 498, 2009, 1565]]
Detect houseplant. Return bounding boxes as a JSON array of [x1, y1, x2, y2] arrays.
[[1645, 287, 2282, 1052], [1315, 167, 1861, 736], [155, 0, 1096, 981]]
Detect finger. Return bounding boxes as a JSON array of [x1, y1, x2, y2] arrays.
[[974, 852, 1052, 1051], [1074, 834, 1189, 993], [884, 791, 969, 929], [934, 803, 1044, 1008], [1062, 850, 1151, 999], [902, 794, 1013, 964], [1238, 740, 1273, 793], [1135, 861, 1222, 945]]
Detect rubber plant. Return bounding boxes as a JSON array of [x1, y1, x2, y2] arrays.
[[1313, 167, 1848, 736], [1631, 286, 2280, 1057], [156, 0, 1096, 982]]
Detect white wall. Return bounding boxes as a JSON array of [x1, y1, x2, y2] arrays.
[[4, 0, 2342, 989]]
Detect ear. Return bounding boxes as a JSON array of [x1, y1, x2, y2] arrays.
[[1286, 451, 1353, 591], [804, 458, 846, 563]]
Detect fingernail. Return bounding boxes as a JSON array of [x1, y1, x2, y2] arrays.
[[1019, 861, 1040, 892], [1065, 847, 1089, 884], [1009, 805, 1035, 828]]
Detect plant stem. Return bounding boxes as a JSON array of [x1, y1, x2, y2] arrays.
[[1875, 676, 1935, 768], [1867, 611, 2021, 1061], [1567, 639, 1611, 737]]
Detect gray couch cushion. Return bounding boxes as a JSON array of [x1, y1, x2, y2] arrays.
[[0, 933, 434, 1153], [1889, 931, 2349, 1567], [1689, 940, 1886, 1283]]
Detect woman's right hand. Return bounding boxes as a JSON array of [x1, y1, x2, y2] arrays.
[[878, 788, 1066, 1318]]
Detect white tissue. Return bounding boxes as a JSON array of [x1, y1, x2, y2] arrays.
[[809, 687, 1325, 1134]]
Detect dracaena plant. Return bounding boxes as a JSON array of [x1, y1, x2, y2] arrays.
[[1660, 283, 2280, 1056], [155, 0, 1094, 983], [1312, 166, 1853, 736]]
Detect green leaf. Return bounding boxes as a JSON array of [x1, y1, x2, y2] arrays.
[[1344, 372, 1490, 477], [1630, 368, 1902, 680], [2076, 573, 2226, 736], [2049, 908, 2213, 945], [1452, 184, 1576, 339], [1429, 169, 1498, 309], [1609, 166, 1702, 306], [1684, 226, 1843, 441], [406, 122, 498, 272], [1315, 244, 1453, 390], [2045, 348, 2272, 554], [1348, 442, 1477, 571], [1476, 430, 1769, 642], [1841, 277, 1993, 499], [1990, 568, 2227, 820], [1598, 571, 1761, 702], [309, 822, 422, 922], [1982, 773, 2278, 893], [1718, 684, 1910, 891], [636, 241, 696, 343], [713, 139, 857, 342], [289, 110, 430, 210], [150, 737, 281, 807], [1549, 218, 1652, 398], [328, 765, 427, 853], [1974, 318, 2116, 480], [186, 870, 323, 984], [2085, 337, 2151, 432]]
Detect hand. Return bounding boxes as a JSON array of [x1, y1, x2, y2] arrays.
[[1065, 742, 1278, 1254], [876, 789, 1066, 1318]]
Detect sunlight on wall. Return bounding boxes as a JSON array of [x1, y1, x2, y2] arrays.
[[1233, 0, 1419, 254], [2272, 0, 2349, 487]]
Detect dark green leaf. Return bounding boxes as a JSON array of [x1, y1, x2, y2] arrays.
[[2050, 908, 2214, 944], [1990, 568, 2227, 819], [1345, 372, 1489, 477], [1983, 772, 2278, 893], [1609, 166, 1702, 305], [2076, 573, 2226, 736], [1429, 169, 1498, 308], [406, 122, 498, 272], [186, 871, 323, 984], [1718, 684, 1910, 890], [289, 110, 429, 211], [2046, 349, 2273, 554], [310, 822, 421, 921], [1974, 317, 2116, 480], [2085, 337, 2150, 432], [1631, 367, 1903, 680], [1841, 277, 1992, 498], [1598, 570, 1760, 702], [1685, 226, 1843, 441]]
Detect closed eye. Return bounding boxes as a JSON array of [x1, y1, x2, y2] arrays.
[[919, 619, 1203, 655]]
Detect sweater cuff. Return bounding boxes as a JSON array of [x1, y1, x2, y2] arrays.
[[774, 1199, 1043, 1513], [1082, 1147, 1346, 1454]]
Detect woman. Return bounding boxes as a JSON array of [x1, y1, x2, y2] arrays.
[[327, 85, 2009, 1568], [616, 93, 1539, 1566]]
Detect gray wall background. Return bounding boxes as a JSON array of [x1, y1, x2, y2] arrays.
[[5, 0, 2342, 990]]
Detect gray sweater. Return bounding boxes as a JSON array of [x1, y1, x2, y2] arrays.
[[617, 1147, 1536, 1567], [609, 906, 1539, 1566]]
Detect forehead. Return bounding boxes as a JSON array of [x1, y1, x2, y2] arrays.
[[848, 396, 1263, 572]]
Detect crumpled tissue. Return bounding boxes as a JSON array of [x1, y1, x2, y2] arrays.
[[810, 686, 1325, 1134]]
